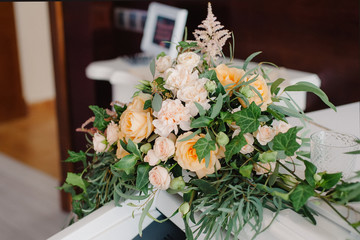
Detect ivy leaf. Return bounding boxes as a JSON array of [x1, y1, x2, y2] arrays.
[[319, 172, 342, 190], [232, 102, 261, 133], [193, 138, 216, 167], [89, 105, 110, 131], [284, 81, 336, 111], [289, 183, 314, 211], [303, 160, 317, 187], [152, 93, 162, 112], [143, 99, 152, 110], [239, 165, 253, 178], [113, 104, 127, 116], [113, 154, 139, 175], [191, 179, 218, 195], [136, 164, 151, 191], [225, 134, 247, 162], [65, 172, 87, 193], [272, 127, 300, 156], [190, 116, 212, 128]]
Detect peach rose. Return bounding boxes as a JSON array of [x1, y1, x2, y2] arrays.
[[240, 133, 255, 154], [116, 131, 129, 159], [214, 64, 245, 91], [149, 166, 171, 190], [254, 125, 276, 145], [240, 75, 272, 111], [154, 137, 175, 161], [127, 93, 152, 112], [174, 132, 221, 179], [253, 162, 276, 175], [274, 121, 292, 134], [144, 149, 160, 166], [106, 121, 119, 145], [119, 108, 153, 143]]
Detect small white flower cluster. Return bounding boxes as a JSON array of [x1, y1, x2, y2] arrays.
[[153, 52, 211, 137]]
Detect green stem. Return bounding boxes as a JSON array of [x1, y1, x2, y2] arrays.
[[321, 197, 360, 234], [278, 161, 303, 182]]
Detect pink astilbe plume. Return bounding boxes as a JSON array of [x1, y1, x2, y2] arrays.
[[193, 2, 231, 63]]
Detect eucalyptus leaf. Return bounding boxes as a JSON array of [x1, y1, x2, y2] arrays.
[[152, 93, 162, 112], [149, 58, 156, 77], [178, 129, 201, 142], [270, 78, 285, 94], [190, 116, 213, 128], [194, 102, 206, 116], [243, 51, 262, 70], [136, 164, 151, 190], [113, 154, 138, 175], [210, 93, 223, 119], [192, 179, 218, 194], [138, 197, 154, 237]]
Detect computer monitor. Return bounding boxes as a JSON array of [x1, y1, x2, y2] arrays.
[[141, 2, 188, 58]]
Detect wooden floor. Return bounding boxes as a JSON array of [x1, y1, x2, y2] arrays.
[[0, 99, 61, 180]]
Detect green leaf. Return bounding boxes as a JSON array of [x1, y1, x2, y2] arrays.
[[199, 69, 218, 81], [284, 81, 336, 111], [289, 183, 314, 211], [193, 138, 216, 167], [332, 182, 360, 204], [89, 105, 110, 131], [138, 197, 154, 237], [136, 164, 151, 191], [149, 58, 155, 77], [190, 116, 212, 128], [143, 99, 152, 110], [65, 172, 87, 193], [345, 150, 360, 154], [152, 93, 162, 112], [113, 104, 127, 116], [272, 127, 300, 156], [194, 102, 206, 116], [178, 129, 201, 142], [210, 93, 223, 119], [232, 102, 261, 133], [239, 165, 253, 178], [319, 172, 342, 190], [269, 162, 279, 186], [65, 150, 86, 164], [113, 154, 139, 175], [225, 134, 247, 162], [58, 183, 76, 196], [191, 179, 218, 194], [266, 105, 287, 122], [303, 160, 317, 187], [243, 51, 262, 70], [184, 212, 194, 240], [270, 78, 285, 95], [127, 139, 141, 158]]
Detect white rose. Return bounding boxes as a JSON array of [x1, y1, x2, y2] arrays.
[[254, 162, 276, 175], [156, 55, 172, 73], [240, 133, 255, 154], [153, 99, 191, 137], [177, 52, 200, 70], [154, 137, 175, 161], [106, 121, 119, 145], [164, 65, 199, 93], [144, 149, 160, 166], [274, 121, 292, 134], [254, 125, 276, 145], [149, 166, 171, 190], [177, 78, 210, 116], [93, 132, 108, 153]]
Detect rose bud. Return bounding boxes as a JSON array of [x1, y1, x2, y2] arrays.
[[140, 143, 152, 154], [179, 202, 190, 216], [170, 176, 186, 190], [216, 132, 229, 147]]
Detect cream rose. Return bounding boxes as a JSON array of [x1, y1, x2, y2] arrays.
[[174, 132, 221, 179], [164, 65, 199, 93], [119, 108, 153, 143], [153, 99, 191, 137], [240, 75, 272, 111], [156, 55, 172, 73], [274, 121, 292, 134], [144, 149, 160, 166], [106, 121, 120, 145], [149, 166, 171, 190], [214, 64, 245, 91], [253, 162, 276, 175], [177, 52, 200, 70], [177, 78, 210, 116], [154, 136, 175, 161], [254, 125, 276, 145], [127, 93, 152, 111], [93, 132, 108, 154], [240, 133, 255, 154]]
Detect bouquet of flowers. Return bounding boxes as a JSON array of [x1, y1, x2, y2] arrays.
[[60, 3, 360, 239]]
